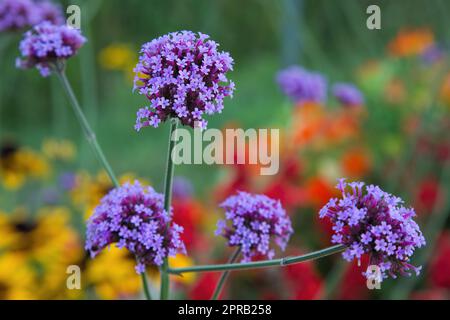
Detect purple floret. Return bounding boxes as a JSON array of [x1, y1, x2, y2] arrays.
[[16, 21, 86, 76], [332, 83, 364, 107], [216, 191, 293, 262], [276, 65, 327, 105], [319, 178, 426, 281], [133, 31, 235, 130], [85, 181, 186, 274]]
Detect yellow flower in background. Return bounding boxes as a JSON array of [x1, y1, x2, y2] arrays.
[[70, 171, 149, 219], [70, 170, 112, 218], [42, 138, 76, 162], [85, 246, 141, 299], [147, 254, 196, 286], [388, 28, 434, 57], [99, 43, 137, 80], [0, 142, 50, 190], [0, 207, 83, 299], [0, 254, 36, 300]]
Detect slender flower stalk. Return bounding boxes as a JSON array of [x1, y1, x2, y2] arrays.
[[141, 267, 152, 300], [211, 247, 241, 300], [168, 245, 346, 274], [160, 118, 179, 300], [55, 66, 119, 187], [54, 64, 152, 301]]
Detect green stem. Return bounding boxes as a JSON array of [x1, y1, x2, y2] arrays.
[[211, 247, 241, 300], [141, 272, 152, 300], [55, 67, 119, 187], [54, 66, 151, 300], [169, 244, 346, 274], [160, 118, 179, 300]]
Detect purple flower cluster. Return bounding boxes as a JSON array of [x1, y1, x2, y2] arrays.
[[276, 65, 327, 105], [0, 0, 64, 32], [319, 179, 426, 280], [85, 181, 186, 274], [133, 31, 235, 131], [16, 21, 86, 76], [216, 192, 293, 262], [332, 83, 364, 107]]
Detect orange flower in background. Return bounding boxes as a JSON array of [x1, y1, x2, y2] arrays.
[[385, 78, 407, 104], [341, 147, 372, 179], [290, 102, 325, 147], [323, 111, 360, 145], [388, 28, 434, 57], [305, 176, 336, 209], [290, 102, 362, 151], [440, 73, 450, 106]]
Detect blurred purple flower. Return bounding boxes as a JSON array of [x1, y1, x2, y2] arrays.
[[319, 178, 426, 281], [133, 31, 235, 130], [172, 176, 194, 200], [0, 0, 64, 33], [276, 65, 327, 105], [35, 0, 65, 25], [332, 83, 364, 107], [421, 45, 445, 64], [41, 187, 60, 204], [216, 191, 293, 262], [85, 181, 186, 274], [58, 171, 76, 191], [0, 0, 38, 32], [16, 21, 86, 76]]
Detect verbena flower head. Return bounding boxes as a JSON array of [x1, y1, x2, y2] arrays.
[[319, 178, 426, 281], [16, 21, 86, 77], [216, 191, 293, 262], [133, 30, 235, 131], [85, 181, 186, 274], [332, 83, 364, 107], [0, 0, 38, 32], [276, 65, 327, 105]]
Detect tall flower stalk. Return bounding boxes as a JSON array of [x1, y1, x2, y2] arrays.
[[16, 22, 153, 300], [160, 118, 179, 300], [56, 68, 153, 300]]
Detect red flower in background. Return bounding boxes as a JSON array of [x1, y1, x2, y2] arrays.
[[414, 178, 442, 215], [264, 157, 307, 211], [172, 198, 205, 250], [337, 255, 370, 300], [429, 232, 450, 289], [283, 259, 324, 299], [188, 273, 222, 300], [411, 289, 448, 300], [305, 177, 336, 209]]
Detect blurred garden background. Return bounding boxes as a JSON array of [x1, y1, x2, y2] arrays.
[[1, 0, 450, 299]]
